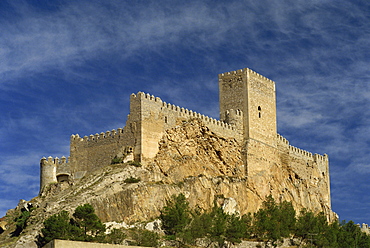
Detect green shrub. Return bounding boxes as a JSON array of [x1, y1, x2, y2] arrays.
[[73, 203, 106, 241], [111, 156, 123, 164], [253, 195, 296, 246], [41, 210, 77, 244], [102, 228, 126, 244], [129, 228, 159, 247], [13, 210, 31, 236], [128, 161, 142, 167], [124, 177, 141, 183]]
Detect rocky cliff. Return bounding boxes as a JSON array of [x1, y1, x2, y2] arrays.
[[0, 119, 335, 248]]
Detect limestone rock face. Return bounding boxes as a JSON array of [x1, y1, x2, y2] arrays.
[[0, 119, 335, 247], [151, 119, 245, 183]]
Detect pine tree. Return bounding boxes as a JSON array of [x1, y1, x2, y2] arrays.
[[253, 195, 296, 247], [159, 193, 191, 239], [72, 203, 106, 241], [41, 210, 79, 244]]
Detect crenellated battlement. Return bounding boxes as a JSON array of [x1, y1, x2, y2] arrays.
[[277, 133, 289, 145], [219, 68, 275, 85], [289, 145, 313, 158], [40, 156, 69, 166], [314, 153, 329, 162], [40, 156, 71, 192], [276, 134, 328, 162], [70, 128, 125, 144], [225, 109, 243, 116], [131, 92, 162, 102], [289, 144, 328, 162], [131, 91, 239, 132], [71, 91, 241, 148]]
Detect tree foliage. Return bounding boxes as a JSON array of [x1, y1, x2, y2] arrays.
[[12, 206, 37, 237], [101, 228, 126, 244], [295, 208, 331, 246], [13, 210, 31, 236], [253, 195, 296, 246], [39, 195, 370, 247], [295, 209, 370, 248], [41, 210, 80, 244], [160, 194, 249, 247], [73, 203, 106, 241], [159, 193, 191, 239], [40, 204, 105, 245], [159, 194, 370, 248], [129, 228, 160, 247]]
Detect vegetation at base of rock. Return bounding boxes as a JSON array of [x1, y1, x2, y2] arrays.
[[39, 204, 158, 247], [160, 194, 370, 248], [40, 210, 78, 244], [40, 204, 105, 246], [124, 176, 141, 183], [101, 228, 126, 244], [159, 193, 249, 246], [253, 195, 296, 246], [72, 204, 106, 241], [159, 193, 191, 240], [128, 228, 159, 247], [37, 197, 370, 248]]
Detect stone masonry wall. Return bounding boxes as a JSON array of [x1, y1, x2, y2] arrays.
[[39, 67, 332, 217], [130, 92, 244, 162], [246, 70, 277, 148], [65, 92, 243, 178], [276, 134, 331, 211], [69, 126, 137, 176]]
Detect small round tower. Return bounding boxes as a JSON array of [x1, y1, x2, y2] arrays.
[[40, 156, 57, 193]]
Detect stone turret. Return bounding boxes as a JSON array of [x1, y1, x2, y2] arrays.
[[40, 156, 57, 192], [40, 156, 70, 193]]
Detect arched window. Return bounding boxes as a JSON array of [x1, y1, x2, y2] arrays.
[[57, 174, 70, 183]]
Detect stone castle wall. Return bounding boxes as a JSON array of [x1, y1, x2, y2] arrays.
[[69, 128, 131, 176], [129, 92, 244, 162], [40, 91, 244, 189], [276, 134, 330, 209], [39, 67, 331, 215]]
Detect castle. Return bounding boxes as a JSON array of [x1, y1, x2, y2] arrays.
[[40, 68, 331, 214]]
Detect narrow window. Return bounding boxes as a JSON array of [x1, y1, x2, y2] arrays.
[[258, 106, 261, 118], [164, 116, 168, 123]]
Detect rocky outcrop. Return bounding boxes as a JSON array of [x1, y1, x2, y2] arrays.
[[0, 119, 335, 247]]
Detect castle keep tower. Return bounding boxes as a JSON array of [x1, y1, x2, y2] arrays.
[[219, 69, 278, 185], [219, 68, 277, 147]]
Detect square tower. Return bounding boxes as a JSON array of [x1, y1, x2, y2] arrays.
[[219, 68, 277, 147]]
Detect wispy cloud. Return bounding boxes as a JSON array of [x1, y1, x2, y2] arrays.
[[0, 153, 41, 197], [0, 1, 228, 83]]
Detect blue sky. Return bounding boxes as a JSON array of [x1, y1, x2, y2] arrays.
[[0, 0, 369, 224]]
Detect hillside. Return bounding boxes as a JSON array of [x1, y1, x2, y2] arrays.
[[0, 119, 336, 247]]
